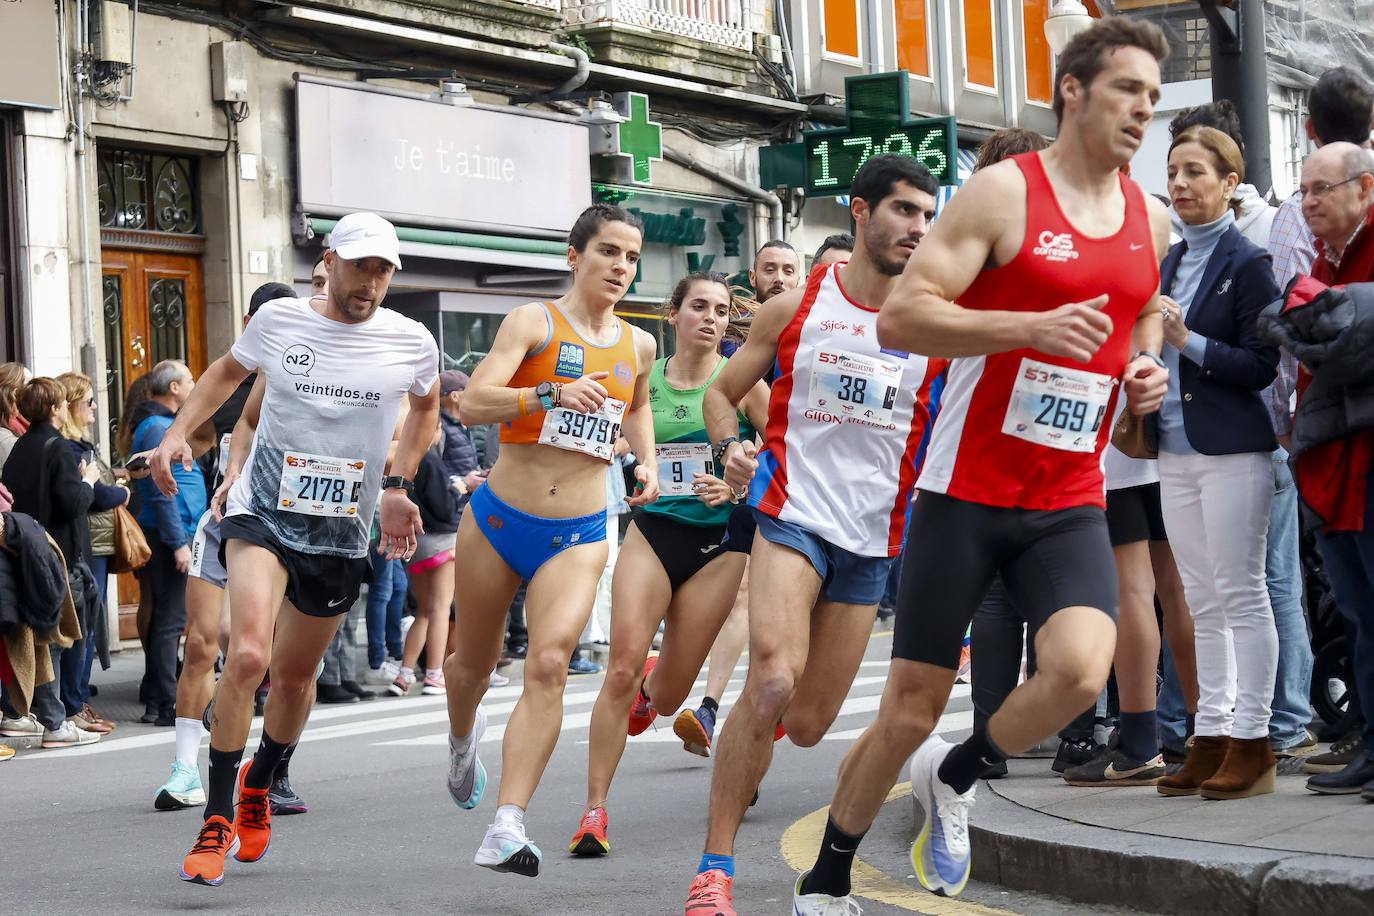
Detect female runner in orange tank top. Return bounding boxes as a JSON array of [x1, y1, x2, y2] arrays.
[[441, 204, 660, 877]]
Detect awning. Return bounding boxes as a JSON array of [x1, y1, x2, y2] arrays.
[[309, 217, 570, 273]]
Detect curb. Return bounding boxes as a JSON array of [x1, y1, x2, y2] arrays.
[[954, 781, 1374, 916]]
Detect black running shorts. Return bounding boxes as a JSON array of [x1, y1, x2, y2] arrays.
[[632, 510, 729, 591], [1105, 482, 1168, 547], [219, 514, 370, 618], [893, 491, 1118, 670]]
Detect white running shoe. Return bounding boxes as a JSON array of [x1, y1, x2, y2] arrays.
[[448, 706, 487, 809], [793, 870, 863, 914], [910, 735, 975, 898], [0, 714, 43, 738], [488, 669, 510, 688], [474, 817, 543, 877], [42, 720, 101, 748], [364, 661, 399, 686]]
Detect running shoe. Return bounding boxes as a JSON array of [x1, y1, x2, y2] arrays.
[[674, 706, 716, 758], [488, 669, 511, 688], [628, 655, 659, 736], [156, 760, 207, 811], [775, 722, 787, 743], [569, 655, 603, 675], [792, 870, 863, 914], [684, 869, 736, 915], [233, 762, 272, 863], [421, 671, 447, 696], [388, 669, 416, 697], [268, 773, 308, 815], [179, 815, 238, 886], [42, 720, 100, 748], [474, 818, 543, 877], [0, 745, 13, 762], [910, 735, 974, 898], [1304, 732, 1363, 774], [448, 705, 488, 809], [569, 806, 611, 856], [1062, 749, 1166, 787], [0, 714, 43, 738], [954, 644, 972, 685], [201, 698, 214, 733], [1051, 737, 1101, 774]]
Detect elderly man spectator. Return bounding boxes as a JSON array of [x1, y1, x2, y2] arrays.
[[132, 360, 207, 726], [1262, 141, 1374, 799]]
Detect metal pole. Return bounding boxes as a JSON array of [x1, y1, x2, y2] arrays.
[[1203, 0, 1272, 195]]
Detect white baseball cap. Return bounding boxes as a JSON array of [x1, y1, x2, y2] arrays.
[[329, 212, 402, 270]]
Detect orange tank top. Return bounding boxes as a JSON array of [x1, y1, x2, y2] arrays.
[[500, 301, 639, 459]]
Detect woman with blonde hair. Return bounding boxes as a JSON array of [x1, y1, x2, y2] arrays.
[[0, 361, 30, 471], [55, 372, 130, 733]]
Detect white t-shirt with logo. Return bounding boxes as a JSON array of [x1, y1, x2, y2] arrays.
[[225, 297, 439, 558]]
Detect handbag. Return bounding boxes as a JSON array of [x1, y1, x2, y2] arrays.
[[110, 503, 152, 574], [1111, 408, 1158, 460]]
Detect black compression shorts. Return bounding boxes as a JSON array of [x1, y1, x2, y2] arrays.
[[893, 491, 1119, 669], [219, 515, 370, 617], [632, 510, 729, 591], [1105, 482, 1168, 547]]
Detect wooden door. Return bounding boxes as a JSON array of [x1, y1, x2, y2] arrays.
[[100, 248, 207, 637]]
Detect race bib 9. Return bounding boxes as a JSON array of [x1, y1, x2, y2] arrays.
[[655, 443, 713, 497], [538, 398, 626, 460], [807, 349, 904, 427], [278, 452, 366, 517], [1002, 358, 1114, 453]]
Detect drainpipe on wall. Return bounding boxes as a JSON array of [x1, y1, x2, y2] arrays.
[[663, 147, 785, 242], [549, 42, 590, 97]]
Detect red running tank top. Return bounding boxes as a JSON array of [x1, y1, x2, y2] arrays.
[[917, 152, 1159, 511]]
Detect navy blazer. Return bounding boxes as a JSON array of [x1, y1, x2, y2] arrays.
[[1160, 224, 1280, 456]]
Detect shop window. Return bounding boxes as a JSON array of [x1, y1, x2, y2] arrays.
[[823, 0, 862, 60], [96, 147, 200, 235], [1023, 0, 1053, 103], [895, 0, 930, 77], [963, 0, 997, 90]]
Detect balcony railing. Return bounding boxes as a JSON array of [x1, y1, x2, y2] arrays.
[[562, 0, 763, 51]]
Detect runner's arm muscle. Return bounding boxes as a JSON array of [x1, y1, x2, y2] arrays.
[[740, 379, 770, 440], [623, 328, 661, 506], [459, 303, 552, 426], [390, 384, 441, 482], [703, 288, 798, 447], [876, 165, 1035, 357]]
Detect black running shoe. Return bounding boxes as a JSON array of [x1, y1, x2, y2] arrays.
[[1051, 737, 1102, 774], [1063, 748, 1166, 786], [268, 774, 308, 815]]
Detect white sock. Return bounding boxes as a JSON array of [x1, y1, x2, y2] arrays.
[[401, 666, 415, 681], [495, 804, 525, 827], [425, 668, 442, 680], [174, 717, 205, 769]]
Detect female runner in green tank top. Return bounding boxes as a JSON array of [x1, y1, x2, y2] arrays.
[[571, 272, 769, 856]]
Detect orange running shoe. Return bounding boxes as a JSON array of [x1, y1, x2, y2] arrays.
[[774, 722, 786, 742], [179, 815, 238, 886], [685, 869, 736, 915], [627, 655, 659, 736], [568, 806, 611, 857], [233, 762, 272, 863]]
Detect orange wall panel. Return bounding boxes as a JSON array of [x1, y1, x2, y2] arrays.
[[1023, 0, 1053, 102], [824, 0, 861, 59], [895, 0, 930, 77], [964, 0, 997, 88]]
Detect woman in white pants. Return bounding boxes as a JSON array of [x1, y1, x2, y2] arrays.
[[1153, 126, 1282, 800]]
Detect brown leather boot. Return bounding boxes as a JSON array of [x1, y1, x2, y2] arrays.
[[1157, 735, 1229, 797], [1199, 737, 1277, 800]]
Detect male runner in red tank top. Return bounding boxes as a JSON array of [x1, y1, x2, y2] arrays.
[[792, 18, 1174, 912]]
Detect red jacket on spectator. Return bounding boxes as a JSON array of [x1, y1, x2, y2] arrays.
[[1299, 202, 1374, 531]]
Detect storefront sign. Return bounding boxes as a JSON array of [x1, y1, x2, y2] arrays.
[[0, 0, 62, 110], [296, 79, 591, 238]]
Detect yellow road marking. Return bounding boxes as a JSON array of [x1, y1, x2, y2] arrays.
[[779, 782, 1019, 916]]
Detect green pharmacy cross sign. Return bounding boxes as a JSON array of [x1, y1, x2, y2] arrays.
[[761, 71, 957, 196], [614, 92, 663, 186]]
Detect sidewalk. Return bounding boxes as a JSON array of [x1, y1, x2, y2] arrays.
[[967, 756, 1374, 916]]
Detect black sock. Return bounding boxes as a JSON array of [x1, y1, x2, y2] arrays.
[[701, 696, 720, 714], [1117, 711, 1158, 762], [1185, 713, 1196, 738], [939, 730, 1006, 795], [273, 742, 297, 782], [204, 745, 243, 822], [801, 816, 865, 898], [245, 731, 291, 790]]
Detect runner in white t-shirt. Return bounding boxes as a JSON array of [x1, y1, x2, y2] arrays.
[[150, 213, 440, 889]]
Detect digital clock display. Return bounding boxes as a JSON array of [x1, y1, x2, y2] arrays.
[[804, 121, 953, 193]]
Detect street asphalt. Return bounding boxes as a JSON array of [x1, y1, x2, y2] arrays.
[[1, 631, 1160, 915]]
